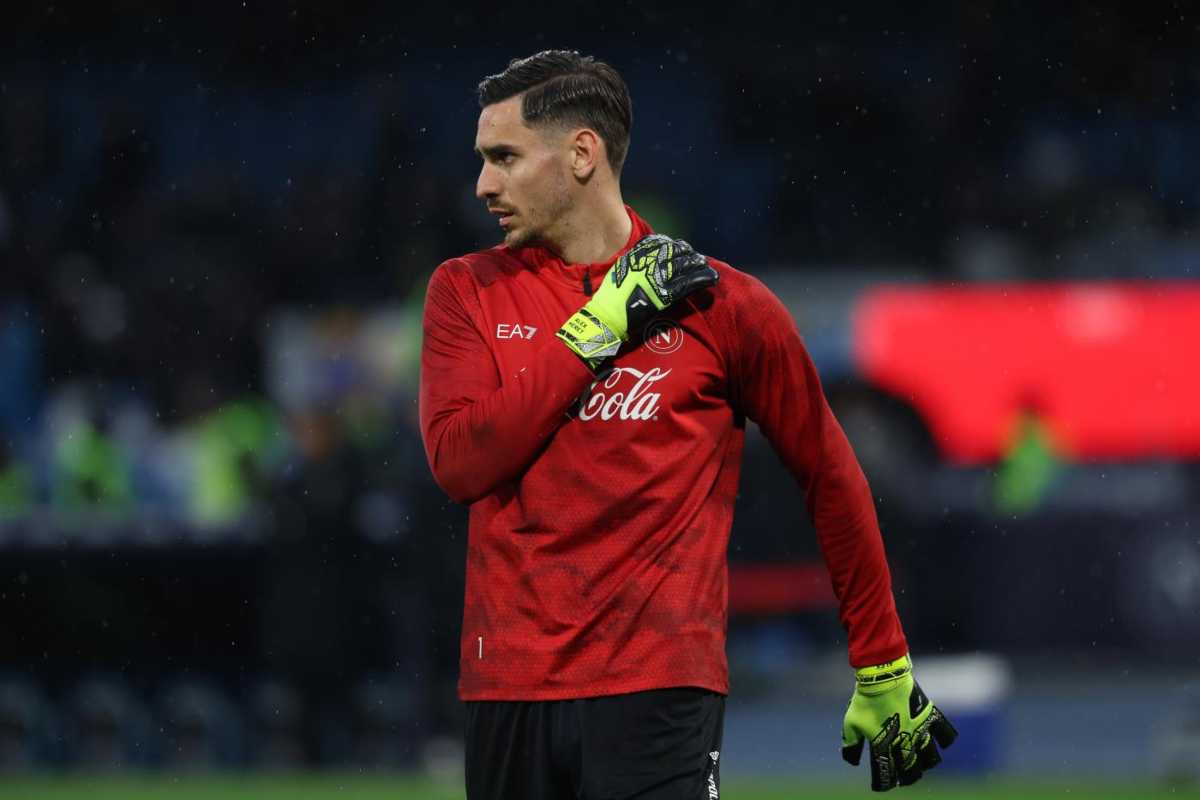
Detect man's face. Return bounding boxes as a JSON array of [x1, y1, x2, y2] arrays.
[[475, 95, 573, 250]]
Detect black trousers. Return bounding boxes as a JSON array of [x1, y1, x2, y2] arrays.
[[465, 687, 725, 800]]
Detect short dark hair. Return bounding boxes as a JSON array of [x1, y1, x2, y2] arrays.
[[477, 50, 633, 176]]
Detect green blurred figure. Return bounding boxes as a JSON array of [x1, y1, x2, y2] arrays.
[[52, 414, 133, 512], [186, 397, 283, 527], [994, 403, 1061, 515], [0, 440, 34, 518]]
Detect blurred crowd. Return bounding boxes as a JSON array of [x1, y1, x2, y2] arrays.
[[0, 672, 439, 769], [1, 5, 1197, 528]]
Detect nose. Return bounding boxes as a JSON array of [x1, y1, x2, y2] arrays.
[[476, 161, 499, 201]]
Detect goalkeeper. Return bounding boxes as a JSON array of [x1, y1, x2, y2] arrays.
[[419, 49, 956, 800]]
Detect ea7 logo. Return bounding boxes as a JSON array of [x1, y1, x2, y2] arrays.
[[496, 323, 538, 340]]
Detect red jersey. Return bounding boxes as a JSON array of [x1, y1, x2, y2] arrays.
[[419, 207, 907, 701]]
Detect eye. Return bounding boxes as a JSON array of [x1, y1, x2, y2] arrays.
[[497, 152, 516, 165]]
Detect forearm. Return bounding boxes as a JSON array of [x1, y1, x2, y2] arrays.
[[420, 336, 593, 503], [803, 413, 909, 667]]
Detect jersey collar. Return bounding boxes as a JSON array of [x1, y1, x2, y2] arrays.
[[507, 205, 654, 292]]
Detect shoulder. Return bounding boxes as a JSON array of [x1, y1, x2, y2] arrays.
[[702, 256, 785, 314], [693, 255, 801, 363], [431, 246, 525, 291]]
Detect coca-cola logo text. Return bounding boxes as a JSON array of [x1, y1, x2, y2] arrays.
[[576, 367, 671, 421]]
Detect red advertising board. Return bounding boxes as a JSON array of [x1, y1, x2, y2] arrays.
[[854, 282, 1200, 463]]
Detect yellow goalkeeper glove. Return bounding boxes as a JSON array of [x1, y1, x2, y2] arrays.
[[841, 654, 958, 791], [556, 234, 717, 370]]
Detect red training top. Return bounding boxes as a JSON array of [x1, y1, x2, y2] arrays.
[[419, 207, 907, 701]]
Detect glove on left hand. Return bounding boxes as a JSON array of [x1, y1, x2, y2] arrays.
[[841, 654, 958, 791]]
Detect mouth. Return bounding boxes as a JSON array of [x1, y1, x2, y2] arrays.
[[489, 208, 515, 229]]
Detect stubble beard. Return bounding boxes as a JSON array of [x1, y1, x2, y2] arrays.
[[503, 222, 535, 250], [503, 172, 574, 252]]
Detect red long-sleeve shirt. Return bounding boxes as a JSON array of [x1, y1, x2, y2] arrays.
[[419, 208, 907, 701]]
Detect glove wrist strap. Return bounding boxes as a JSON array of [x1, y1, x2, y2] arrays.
[[853, 653, 912, 690], [580, 299, 627, 342], [557, 308, 622, 371]]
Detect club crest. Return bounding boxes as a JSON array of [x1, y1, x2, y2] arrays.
[[643, 318, 684, 355]]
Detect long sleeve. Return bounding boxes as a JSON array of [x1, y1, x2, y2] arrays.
[[418, 260, 596, 504], [722, 271, 908, 668]]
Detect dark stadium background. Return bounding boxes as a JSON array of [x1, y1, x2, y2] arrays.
[[0, 2, 1197, 796]]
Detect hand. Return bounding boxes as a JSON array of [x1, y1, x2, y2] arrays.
[[556, 234, 718, 369], [841, 654, 958, 791]]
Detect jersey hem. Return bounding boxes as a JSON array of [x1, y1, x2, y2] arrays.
[[458, 675, 730, 702]]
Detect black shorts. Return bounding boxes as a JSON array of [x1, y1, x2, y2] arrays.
[[465, 687, 725, 800]]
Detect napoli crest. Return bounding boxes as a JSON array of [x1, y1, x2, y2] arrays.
[[643, 318, 684, 355]]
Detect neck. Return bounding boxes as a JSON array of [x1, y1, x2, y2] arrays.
[[549, 191, 632, 265]]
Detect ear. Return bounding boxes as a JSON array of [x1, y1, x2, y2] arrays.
[[569, 128, 604, 180]]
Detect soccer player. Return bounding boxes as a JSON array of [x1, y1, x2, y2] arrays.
[[419, 50, 956, 799]]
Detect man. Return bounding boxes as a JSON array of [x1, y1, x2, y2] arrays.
[[419, 50, 956, 799]]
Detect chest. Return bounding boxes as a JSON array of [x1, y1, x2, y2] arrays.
[[476, 270, 729, 425]]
